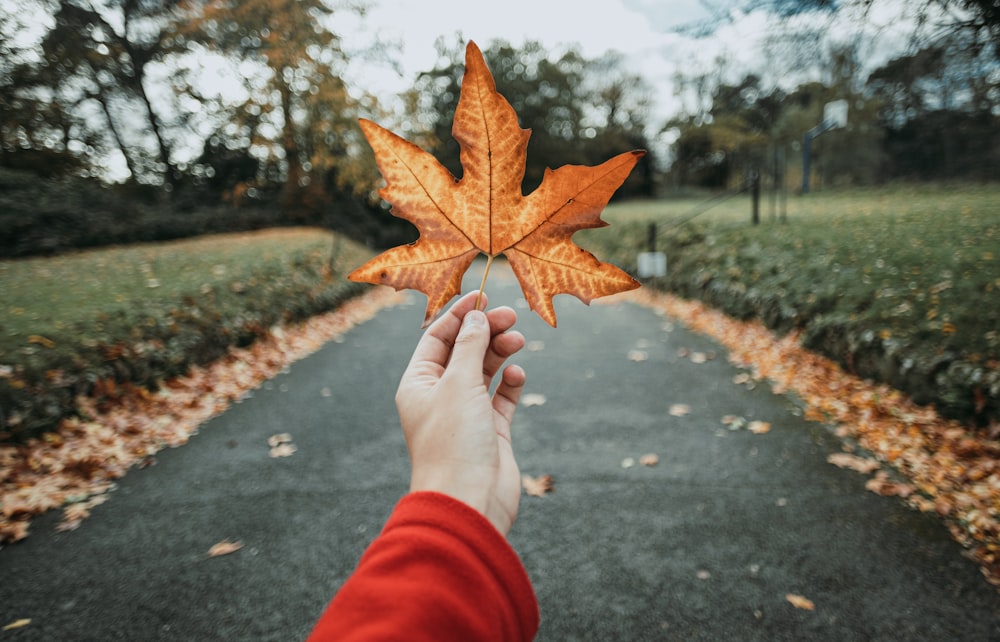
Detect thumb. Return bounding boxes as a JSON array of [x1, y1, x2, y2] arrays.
[[447, 309, 490, 383]]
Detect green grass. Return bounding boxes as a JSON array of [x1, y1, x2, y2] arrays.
[[0, 228, 373, 441], [584, 183, 1000, 423], [1, 229, 364, 343]]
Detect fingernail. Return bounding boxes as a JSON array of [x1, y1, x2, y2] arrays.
[[464, 310, 486, 327]]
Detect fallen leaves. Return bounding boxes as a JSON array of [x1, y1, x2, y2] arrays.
[[207, 539, 243, 557], [669, 404, 691, 417], [521, 393, 547, 408], [348, 41, 642, 327], [827, 453, 881, 475], [522, 474, 554, 497], [720, 415, 771, 434], [0, 286, 406, 545], [268, 433, 297, 458], [786, 593, 816, 611], [2, 619, 31, 631], [622, 453, 660, 468], [627, 350, 649, 362], [615, 287, 1000, 587], [638, 453, 660, 467]]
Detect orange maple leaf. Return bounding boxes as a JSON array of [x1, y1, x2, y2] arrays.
[[349, 41, 642, 327]]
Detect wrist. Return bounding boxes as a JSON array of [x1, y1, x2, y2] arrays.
[[409, 468, 503, 534]]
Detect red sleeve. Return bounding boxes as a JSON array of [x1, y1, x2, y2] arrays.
[[307, 491, 539, 642]]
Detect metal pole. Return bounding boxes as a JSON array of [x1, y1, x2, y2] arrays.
[[801, 131, 812, 194], [751, 171, 760, 225]]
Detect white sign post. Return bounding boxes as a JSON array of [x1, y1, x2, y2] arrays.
[[801, 99, 848, 193]]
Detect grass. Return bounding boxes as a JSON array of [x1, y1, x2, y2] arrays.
[[584, 183, 1000, 424], [0, 228, 374, 441], [1, 229, 363, 342]]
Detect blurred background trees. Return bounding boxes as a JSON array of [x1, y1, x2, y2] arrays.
[[0, 0, 997, 255]]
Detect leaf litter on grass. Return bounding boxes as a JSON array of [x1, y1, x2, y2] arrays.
[[0, 287, 406, 546]]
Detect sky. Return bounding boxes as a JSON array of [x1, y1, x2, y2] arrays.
[[336, 0, 917, 155], [339, 0, 725, 123]]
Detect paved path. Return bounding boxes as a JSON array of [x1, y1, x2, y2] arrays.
[[2, 259, 999, 641]]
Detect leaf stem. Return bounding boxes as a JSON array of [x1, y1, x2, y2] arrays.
[[476, 254, 495, 311]]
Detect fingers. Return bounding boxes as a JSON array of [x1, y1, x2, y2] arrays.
[[445, 307, 492, 385], [492, 364, 526, 432], [408, 292, 486, 373], [483, 306, 523, 385]]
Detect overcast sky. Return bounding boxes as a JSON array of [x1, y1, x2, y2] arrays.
[[339, 0, 916, 130], [341, 0, 723, 123]]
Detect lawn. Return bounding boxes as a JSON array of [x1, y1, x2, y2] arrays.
[[0, 228, 373, 441], [584, 183, 1000, 424]]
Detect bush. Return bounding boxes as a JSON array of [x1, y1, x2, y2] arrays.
[[579, 187, 1000, 425], [0, 230, 372, 443]]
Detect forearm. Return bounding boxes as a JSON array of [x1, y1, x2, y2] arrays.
[[308, 492, 538, 642]]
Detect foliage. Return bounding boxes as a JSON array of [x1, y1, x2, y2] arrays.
[[579, 184, 1000, 424], [349, 42, 641, 327], [669, 1, 999, 190], [176, 0, 379, 213], [667, 45, 887, 190], [2, 0, 187, 185], [0, 0, 381, 217], [866, 36, 1000, 180], [406, 36, 656, 199], [0, 228, 373, 443]]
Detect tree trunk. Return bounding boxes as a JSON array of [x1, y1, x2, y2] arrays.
[[279, 80, 303, 213]]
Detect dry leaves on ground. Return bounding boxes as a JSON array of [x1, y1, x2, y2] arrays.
[[0, 287, 406, 546], [611, 287, 1000, 587], [669, 404, 691, 417], [639, 453, 660, 467], [522, 474, 554, 497], [828, 453, 881, 474], [786, 593, 816, 610], [521, 393, 547, 408], [207, 539, 243, 558], [2, 619, 31, 632], [268, 433, 297, 458]]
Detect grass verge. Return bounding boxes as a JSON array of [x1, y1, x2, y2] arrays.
[[583, 183, 1000, 425], [0, 228, 373, 443]]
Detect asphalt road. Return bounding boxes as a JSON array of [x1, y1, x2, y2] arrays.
[[2, 259, 999, 641]]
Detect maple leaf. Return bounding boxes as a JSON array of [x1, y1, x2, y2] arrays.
[[348, 41, 643, 327]]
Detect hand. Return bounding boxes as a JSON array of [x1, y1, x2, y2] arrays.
[[395, 291, 527, 536]]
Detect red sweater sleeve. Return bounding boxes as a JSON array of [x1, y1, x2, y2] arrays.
[[307, 491, 539, 641]]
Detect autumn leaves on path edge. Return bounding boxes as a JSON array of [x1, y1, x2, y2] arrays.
[[3, 283, 999, 600]]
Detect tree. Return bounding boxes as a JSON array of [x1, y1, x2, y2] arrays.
[[867, 35, 1000, 179], [3, 0, 189, 185], [178, 0, 377, 213], [407, 37, 656, 198], [667, 43, 886, 189], [667, 73, 782, 188]]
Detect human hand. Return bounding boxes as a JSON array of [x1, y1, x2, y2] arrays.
[[395, 291, 527, 536]]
